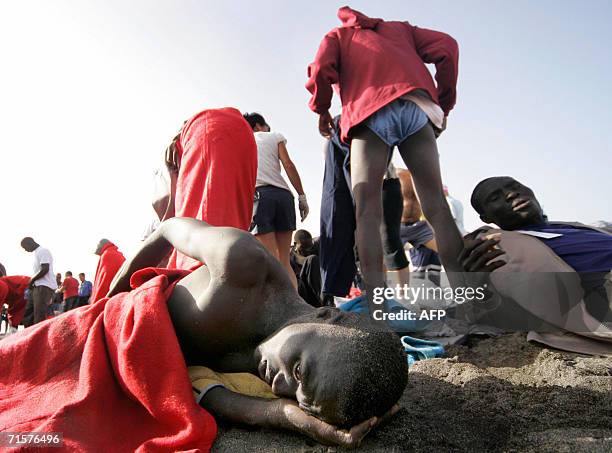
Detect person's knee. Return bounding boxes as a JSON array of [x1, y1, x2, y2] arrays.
[[353, 187, 383, 220]]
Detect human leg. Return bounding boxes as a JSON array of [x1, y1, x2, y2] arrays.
[[33, 286, 53, 325], [350, 126, 391, 313], [255, 232, 279, 259], [275, 230, 298, 288], [22, 292, 34, 327], [382, 177, 410, 286], [398, 124, 462, 272]]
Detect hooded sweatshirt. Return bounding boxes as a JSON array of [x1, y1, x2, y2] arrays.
[[306, 6, 458, 142]]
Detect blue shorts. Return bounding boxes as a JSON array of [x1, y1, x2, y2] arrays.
[[365, 98, 428, 147]]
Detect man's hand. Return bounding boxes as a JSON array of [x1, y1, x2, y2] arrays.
[[433, 116, 447, 138], [280, 400, 399, 448], [164, 133, 181, 172], [298, 194, 309, 221], [318, 111, 335, 138], [459, 235, 506, 272]]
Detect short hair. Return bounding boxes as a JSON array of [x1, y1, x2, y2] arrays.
[[294, 229, 312, 243], [79, 273, 85, 277], [65, 271, 72, 276], [20, 237, 35, 247], [243, 112, 267, 130], [289, 307, 407, 426], [470, 177, 507, 214]]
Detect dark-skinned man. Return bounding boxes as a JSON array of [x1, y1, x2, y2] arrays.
[[107, 217, 405, 447], [20, 237, 57, 326], [460, 176, 612, 331]]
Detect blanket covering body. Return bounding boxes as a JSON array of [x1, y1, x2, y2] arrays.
[[168, 107, 257, 270], [0, 268, 217, 452], [90, 242, 126, 303]]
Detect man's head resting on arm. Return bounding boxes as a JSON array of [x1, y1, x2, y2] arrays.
[[254, 306, 408, 427], [471, 176, 546, 230]]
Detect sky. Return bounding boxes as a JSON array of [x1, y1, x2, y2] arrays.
[[1, 0, 611, 279]]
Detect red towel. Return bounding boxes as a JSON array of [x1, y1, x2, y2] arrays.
[[90, 242, 126, 303], [0, 268, 217, 452], [168, 107, 257, 270], [0, 275, 29, 326]]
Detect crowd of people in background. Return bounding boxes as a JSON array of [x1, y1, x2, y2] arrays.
[[1, 6, 611, 450], [0, 237, 125, 335]]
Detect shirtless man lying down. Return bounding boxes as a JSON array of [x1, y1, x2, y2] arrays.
[[107, 217, 406, 447]]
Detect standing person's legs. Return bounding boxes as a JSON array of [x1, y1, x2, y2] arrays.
[[22, 291, 35, 327], [275, 230, 298, 288], [382, 177, 410, 286], [350, 127, 391, 314], [255, 233, 279, 259], [397, 124, 462, 272], [33, 286, 53, 325]]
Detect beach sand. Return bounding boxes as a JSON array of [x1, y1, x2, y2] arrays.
[[212, 333, 612, 452]]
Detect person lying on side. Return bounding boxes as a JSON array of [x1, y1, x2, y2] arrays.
[[108, 217, 405, 448]]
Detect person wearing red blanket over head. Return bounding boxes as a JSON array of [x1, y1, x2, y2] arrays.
[[306, 6, 464, 315], [0, 275, 29, 329], [89, 238, 125, 303], [159, 107, 258, 271], [107, 217, 406, 448]]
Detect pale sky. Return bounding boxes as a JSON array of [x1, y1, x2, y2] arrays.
[[1, 0, 611, 279]]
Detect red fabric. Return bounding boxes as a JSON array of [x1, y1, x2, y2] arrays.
[[0, 268, 217, 452], [0, 276, 29, 326], [168, 107, 257, 270], [62, 276, 79, 300], [306, 6, 459, 142], [91, 242, 126, 303]]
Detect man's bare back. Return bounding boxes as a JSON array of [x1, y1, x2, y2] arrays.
[[107, 218, 406, 447]]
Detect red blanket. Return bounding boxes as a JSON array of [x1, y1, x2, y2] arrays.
[[0, 275, 29, 326], [168, 107, 257, 270], [0, 268, 217, 452], [90, 242, 126, 303]]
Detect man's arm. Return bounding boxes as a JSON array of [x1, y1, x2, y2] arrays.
[[305, 33, 340, 115], [29, 263, 49, 288], [107, 218, 268, 296], [410, 25, 459, 116], [201, 387, 390, 448], [278, 142, 309, 221]]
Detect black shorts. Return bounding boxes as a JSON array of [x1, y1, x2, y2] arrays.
[[250, 185, 296, 235]]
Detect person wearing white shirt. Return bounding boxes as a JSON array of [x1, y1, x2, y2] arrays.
[[243, 113, 309, 288], [20, 237, 57, 327]]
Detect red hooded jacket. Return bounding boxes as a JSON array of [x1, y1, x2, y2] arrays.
[[306, 6, 459, 142], [0, 275, 30, 326], [90, 242, 126, 303]]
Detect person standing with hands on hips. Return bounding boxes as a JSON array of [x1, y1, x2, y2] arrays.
[[306, 6, 464, 314], [244, 112, 309, 288]]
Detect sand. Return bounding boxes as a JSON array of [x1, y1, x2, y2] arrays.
[[212, 333, 612, 452]]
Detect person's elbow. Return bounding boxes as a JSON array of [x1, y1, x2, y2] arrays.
[[282, 159, 297, 174]]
